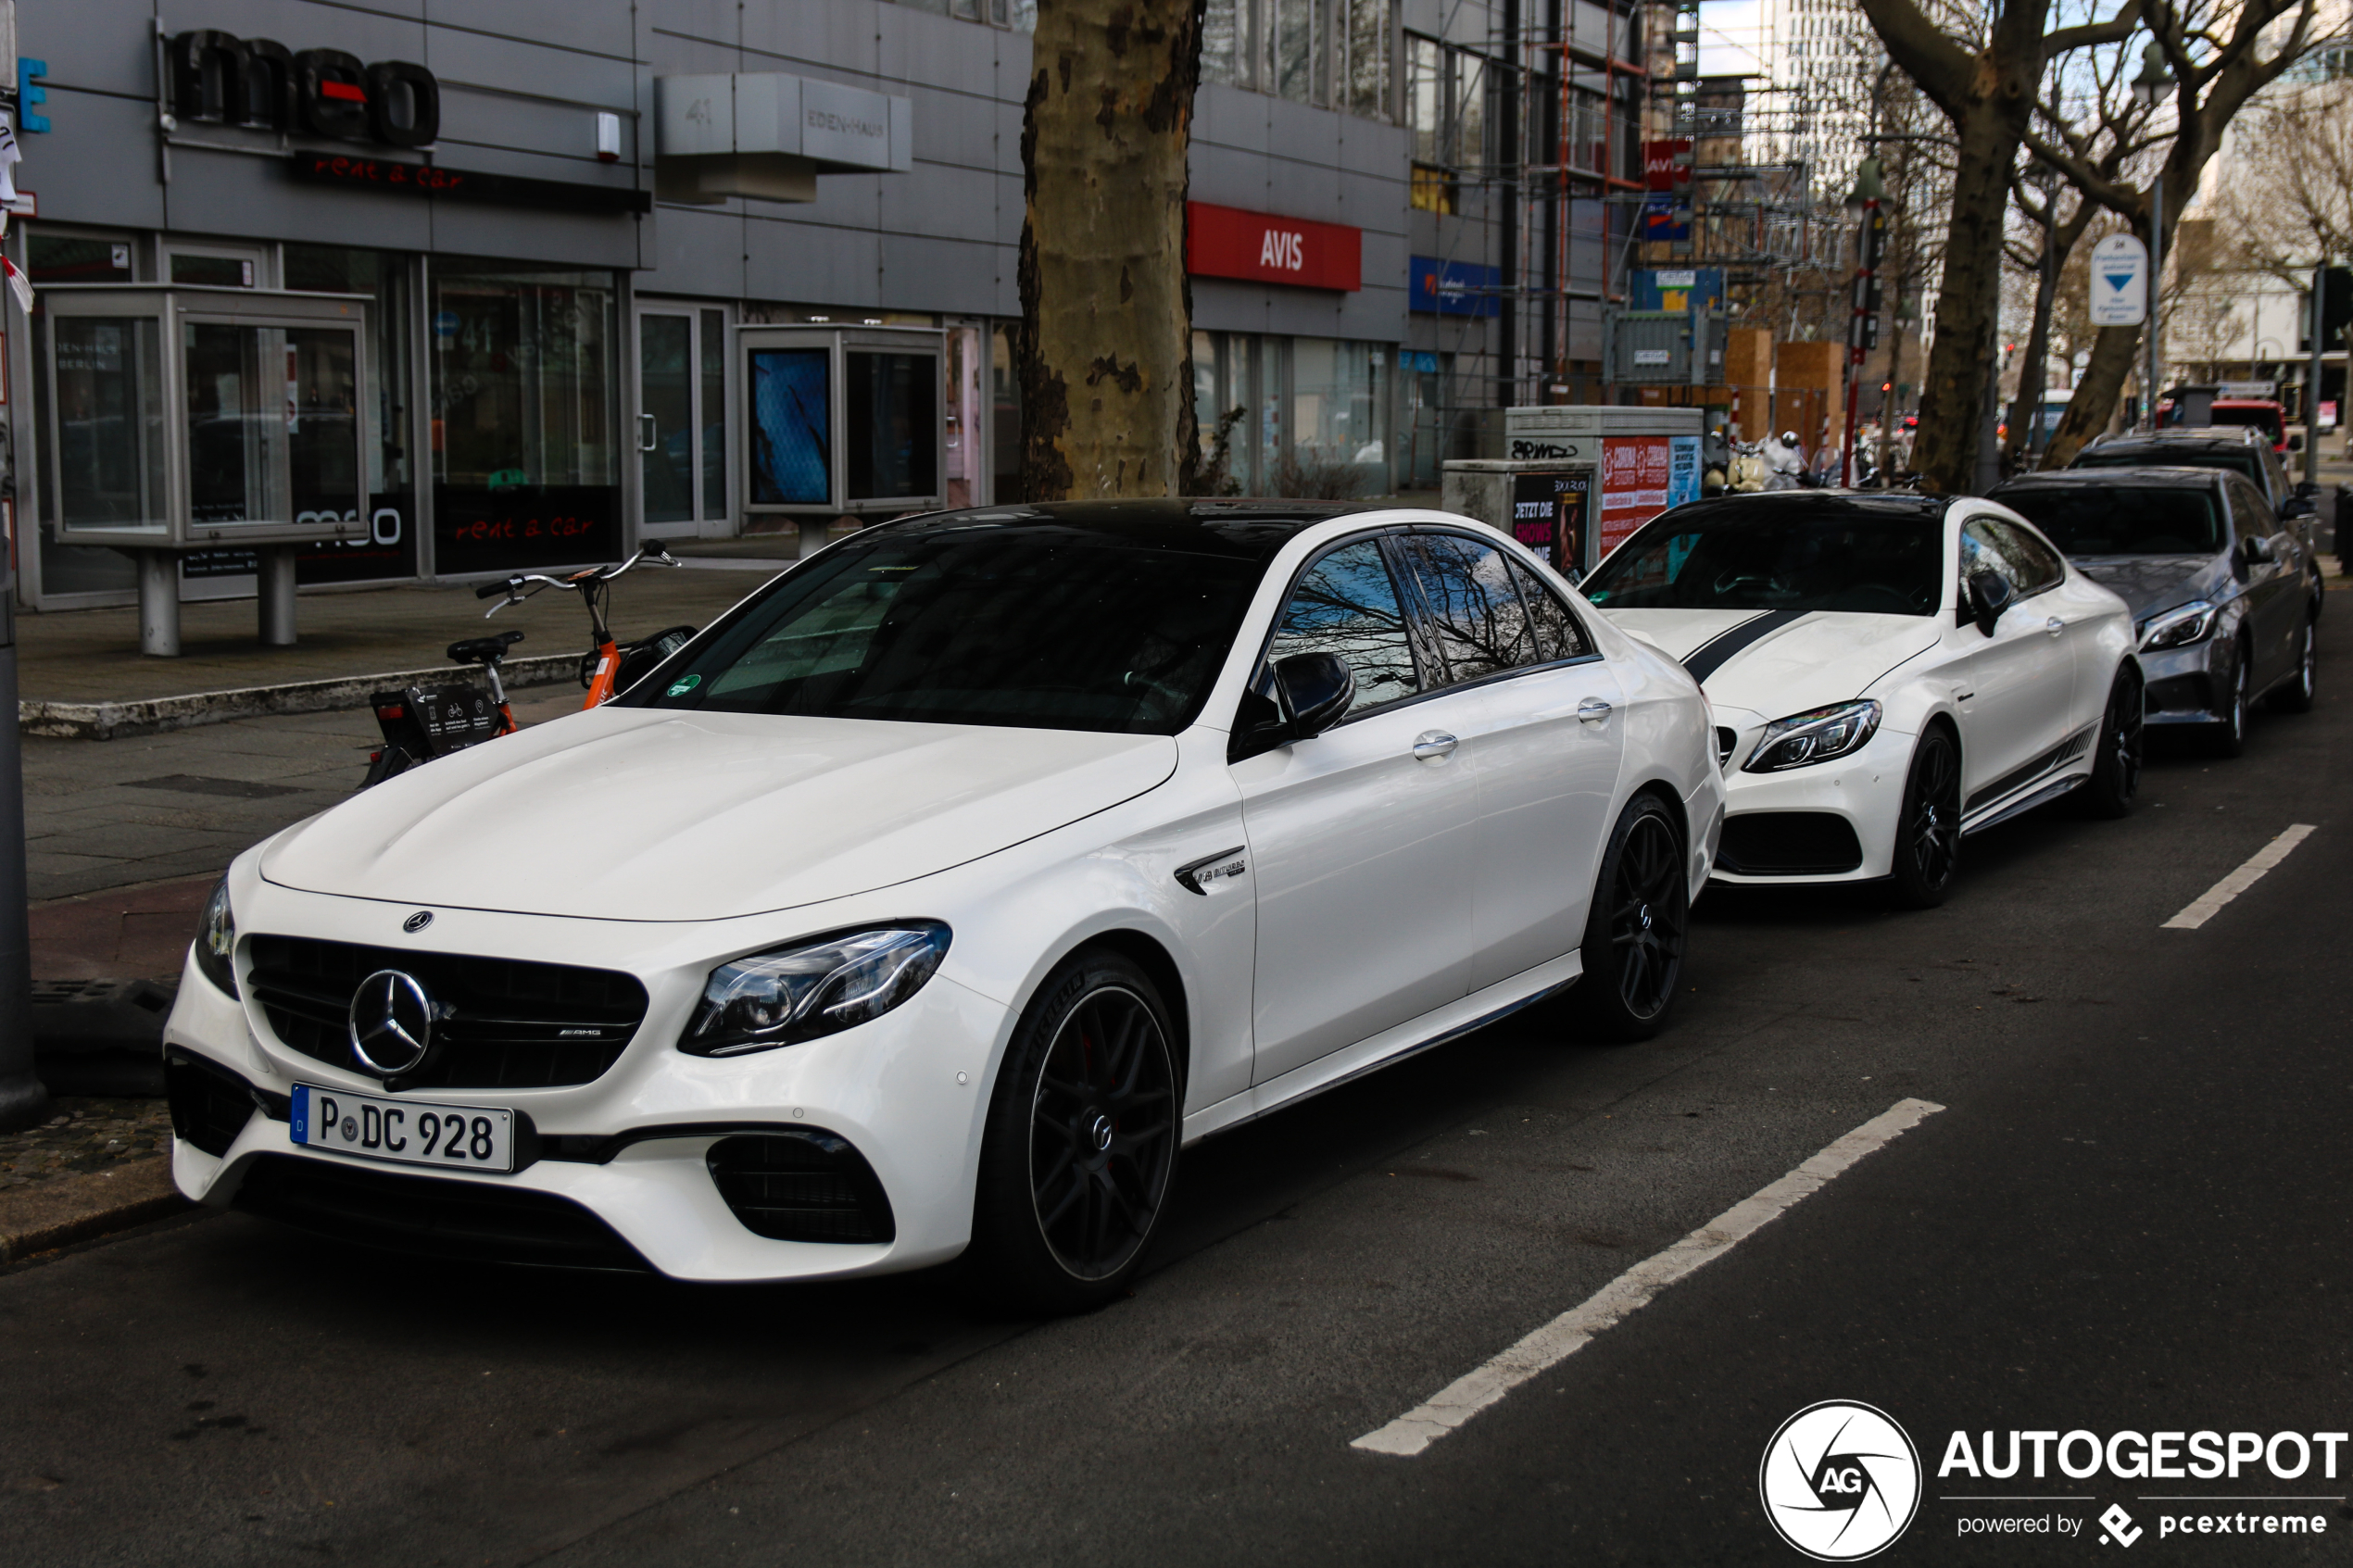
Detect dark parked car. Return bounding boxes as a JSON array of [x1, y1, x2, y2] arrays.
[[2070, 426, 2320, 545], [1988, 466, 2319, 757]]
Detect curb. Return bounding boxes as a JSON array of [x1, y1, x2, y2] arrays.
[[0, 1157, 188, 1263], [19, 652, 583, 742]]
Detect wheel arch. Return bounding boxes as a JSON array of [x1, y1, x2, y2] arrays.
[[1055, 928, 1193, 1098]]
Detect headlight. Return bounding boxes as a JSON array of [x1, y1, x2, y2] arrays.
[[1743, 699, 1882, 772], [2139, 599, 2217, 652], [680, 923, 950, 1057], [194, 878, 238, 998]]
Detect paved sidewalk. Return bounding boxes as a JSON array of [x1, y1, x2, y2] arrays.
[[16, 571, 771, 707]]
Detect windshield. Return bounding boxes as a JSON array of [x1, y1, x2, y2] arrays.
[[2210, 406, 2284, 443], [1994, 486, 2222, 556], [2075, 447, 2260, 487], [1580, 507, 1942, 616], [623, 523, 1266, 734]]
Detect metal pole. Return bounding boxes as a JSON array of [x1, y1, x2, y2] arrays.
[[1841, 198, 1876, 488], [0, 542, 48, 1131], [2145, 179, 2164, 432], [2306, 262, 2324, 486]]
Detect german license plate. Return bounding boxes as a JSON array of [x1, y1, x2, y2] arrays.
[[290, 1084, 515, 1173]]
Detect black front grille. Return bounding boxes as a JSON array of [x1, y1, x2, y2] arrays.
[[234, 1153, 650, 1271], [246, 936, 647, 1089], [1716, 811, 1865, 876], [2146, 672, 2214, 714], [707, 1132, 896, 1244], [167, 1052, 262, 1157]]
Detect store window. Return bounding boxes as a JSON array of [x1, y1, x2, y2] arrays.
[[991, 324, 1022, 505], [430, 264, 620, 574], [275, 245, 417, 585], [1192, 332, 1390, 497]]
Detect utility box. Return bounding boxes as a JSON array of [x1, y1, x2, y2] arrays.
[[1443, 406, 1705, 577], [1603, 308, 1729, 386]]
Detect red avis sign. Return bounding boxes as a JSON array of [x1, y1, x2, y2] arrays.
[[1187, 202, 1362, 292]]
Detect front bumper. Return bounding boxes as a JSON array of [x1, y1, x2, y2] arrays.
[[162, 880, 1013, 1284], [1704, 713, 1911, 885], [2140, 638, 2230, 726]]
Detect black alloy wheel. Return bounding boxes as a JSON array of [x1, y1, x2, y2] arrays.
[[969, 950, 1178, 1312], [2213, 642, 2250, 758], [1567, 795, 1689, 1042], [2079, 664, 2145, 819], [1888, 727, 1961, 909], [2271, 617, 2317, 714]]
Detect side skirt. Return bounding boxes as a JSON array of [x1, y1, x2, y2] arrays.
[[1962, 771, 2087, 836]]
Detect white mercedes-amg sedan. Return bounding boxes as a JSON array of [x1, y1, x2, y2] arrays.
[[1579, 492, 2142, 907], [166, 502, 1724, 1311]]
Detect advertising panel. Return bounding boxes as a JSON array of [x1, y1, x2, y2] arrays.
[[1599, 435, 1672, 557], [1509, 471, 1589, 574], [1186, 202, 1364, 292], [1410, 256, 1502, 318]]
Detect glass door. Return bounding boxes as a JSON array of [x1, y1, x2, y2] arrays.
[[635, 303, 729, 537]]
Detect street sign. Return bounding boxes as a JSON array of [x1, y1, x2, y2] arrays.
[[2089, 233, 2148, 327]]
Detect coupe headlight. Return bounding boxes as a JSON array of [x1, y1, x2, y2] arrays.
[[194, 878, 238, 998], [680, 923, 951, 1057], [2139, 599, 2217, 652], [1743, 699, 1882, 772]]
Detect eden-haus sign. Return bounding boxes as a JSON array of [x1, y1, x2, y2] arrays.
[[168, 30, 441, 148]]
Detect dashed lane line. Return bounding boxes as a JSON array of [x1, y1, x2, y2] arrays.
[[1352, 1098, 1946, 1459], [2161, 824, 2317, 930]]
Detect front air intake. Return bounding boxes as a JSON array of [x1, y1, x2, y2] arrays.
[[707, 1131, 896, 1244]]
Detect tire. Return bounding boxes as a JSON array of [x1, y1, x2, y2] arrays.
[[1886, 726, 1961, 909], [2210, 642, 2250, 758], [2078, 663, 2145, 819], [1566, 794, 1689, 1043], [2270, 616, 2316, 713], [966, 949, 1180, 1314]]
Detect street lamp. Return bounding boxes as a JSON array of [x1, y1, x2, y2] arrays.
[[1839, 157, 1887, 485], [1843, 155, 1886, 216], [2130, 42, 2175, 108], [2131, 42, 2177, 430]]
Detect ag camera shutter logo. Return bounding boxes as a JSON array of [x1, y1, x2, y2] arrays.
[[1760, 1400, 1922, 1561]]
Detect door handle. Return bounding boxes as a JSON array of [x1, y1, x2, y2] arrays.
[[1411, 731, 1458, 760], [2045, 617, 2065, 637], [637, 413, 658, 453], [1577, 696, 1615, 722]]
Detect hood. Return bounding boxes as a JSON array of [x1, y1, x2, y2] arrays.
[[261, 708, 1178, 921], [2068, 554, 2230, 623], [1599, 608, 1942, 719]]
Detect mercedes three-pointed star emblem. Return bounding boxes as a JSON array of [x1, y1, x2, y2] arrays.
[[348, 969, 436, 1077]]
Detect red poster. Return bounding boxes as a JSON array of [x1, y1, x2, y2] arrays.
[[1186, 201, 1363, 292], [1598, 436, 1672, 557]]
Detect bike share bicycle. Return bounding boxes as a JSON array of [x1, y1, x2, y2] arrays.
[[361, 540, 697, 788]]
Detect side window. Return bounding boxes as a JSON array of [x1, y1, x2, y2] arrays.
[[1264, 538, 1421, 718], [1958, 519, 2023, 596], [1991, 521, 2065, 595], [1396, 532, 1541, 685], [2228, 474, 2277, 538], [1504, 556, 1594, 662]]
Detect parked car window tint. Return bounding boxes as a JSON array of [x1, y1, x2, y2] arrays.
[[1504, 556, 1593, 662], [1582, 507, 1941, 616], [2225, 473, 2277, 537], [630, 527, 1264, 734], [1397, 533, 1541, 684], [1990, 521, 2066, 594], [1991, 486, 2223, 556], [1264, 538, 1421, 717]]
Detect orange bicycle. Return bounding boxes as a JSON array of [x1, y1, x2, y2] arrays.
[[362, 540, 694, 787]]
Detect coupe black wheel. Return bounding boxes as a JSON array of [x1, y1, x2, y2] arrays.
[[2079, 664, 2144, 819], [2271, 617, 2316, 713], [2211, 643, 2249, 758], [1567, 795, 1688, 1042], [1887, 727, 1961, 909], [968, 950, 1178, 1312]]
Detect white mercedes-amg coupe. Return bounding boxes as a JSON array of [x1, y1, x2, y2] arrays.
[[1579, 491, 2142, 907], [167, 502, 1724, 1311]]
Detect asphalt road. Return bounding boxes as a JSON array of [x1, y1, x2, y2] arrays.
[[6, 611, 2352, 1566]]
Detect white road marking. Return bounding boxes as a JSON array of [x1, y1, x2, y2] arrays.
[[1352, 1098, 1945, 1458], [2161, 824, 2317, 930]]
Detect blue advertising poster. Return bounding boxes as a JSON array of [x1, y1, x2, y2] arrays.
[[749, 348, 832, 506], [1667, 435, 1702, 508], [1641, 196, 1690, 245], [1630, 268, 1725, 315], [1410, 256, 1502, 318]]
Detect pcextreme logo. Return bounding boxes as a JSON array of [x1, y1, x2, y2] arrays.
[[1760, 1401, 1924, 1562]]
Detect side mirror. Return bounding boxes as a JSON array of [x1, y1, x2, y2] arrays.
[[1967, 569, 2014, 637], [2240, 533, 2275, 566], [2282, 495, 2318, 521], [1274, 652, 1355, 739]]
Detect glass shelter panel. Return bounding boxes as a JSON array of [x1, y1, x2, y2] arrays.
[[53, 316, 169, 535], [847, 350, 938, 502], [749, 348, 832, 507]]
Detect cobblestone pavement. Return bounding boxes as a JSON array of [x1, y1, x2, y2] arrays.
[[0, 1098, 174, 1190], [23, 686, 585, 902]]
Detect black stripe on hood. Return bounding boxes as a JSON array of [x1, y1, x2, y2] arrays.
[[1681, 609, 1809, 683]]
